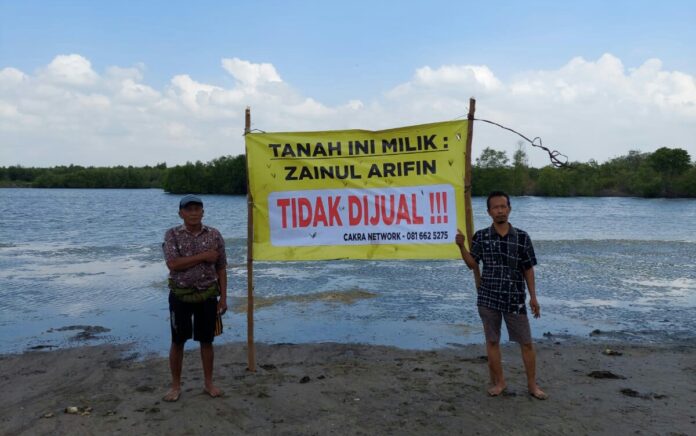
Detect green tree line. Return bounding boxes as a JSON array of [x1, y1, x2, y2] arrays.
[[160, 155, 247, 195], [472, 145, 696, 198], [1, 147, 694, 197], [0, 164, 167, 189], [0, 155, 247, 195]]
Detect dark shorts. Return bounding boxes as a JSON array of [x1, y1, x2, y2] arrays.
[[169, 292, 218, 344], [478, 305, 532, 344]]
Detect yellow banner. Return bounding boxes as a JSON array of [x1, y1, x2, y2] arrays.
[[245, 120, 469, 260]]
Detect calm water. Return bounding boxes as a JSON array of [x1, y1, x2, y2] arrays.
[[1, 188, 695, 354]]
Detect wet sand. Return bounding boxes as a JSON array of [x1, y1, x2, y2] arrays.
[[1, 339, 695, 435]]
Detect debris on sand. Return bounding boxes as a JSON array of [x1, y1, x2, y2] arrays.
[[28, 344, 58, 351], [48, 325, 111, 341], [64, 406, 92, 416], [620, 388, 667, 399], [587, 371, 626, 379]]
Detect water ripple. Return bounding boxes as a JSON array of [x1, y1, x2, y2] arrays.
[[1, 189, 696, 354]]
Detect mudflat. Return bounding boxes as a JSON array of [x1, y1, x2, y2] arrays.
[[1, 339, 694, 435]]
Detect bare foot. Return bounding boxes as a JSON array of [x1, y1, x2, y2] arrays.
[[162, 388, 181, 402], [487, 383, 507, 396], [529, 386, 548, 400], [204, 384, 223, 398]]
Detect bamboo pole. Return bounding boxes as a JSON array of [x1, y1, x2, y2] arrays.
[[465, 98, 481, 288], [244, 107, 256, 372]]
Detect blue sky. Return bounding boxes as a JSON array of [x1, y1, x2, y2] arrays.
[[1, 0, 695, 166]]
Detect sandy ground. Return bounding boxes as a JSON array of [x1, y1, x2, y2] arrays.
[[1, 338, 695, 435]]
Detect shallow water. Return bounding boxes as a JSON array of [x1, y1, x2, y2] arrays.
[[1, 189, 695, 354]]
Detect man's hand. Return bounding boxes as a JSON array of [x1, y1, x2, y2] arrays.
[[201, 249, 219, 263], [455, 228, 466, 250], [166, 249, 220, 272], [217, 297, 228, 315], [529, 296, 541, 318]]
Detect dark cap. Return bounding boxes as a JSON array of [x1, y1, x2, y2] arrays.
[[179, 194, 203, 209]]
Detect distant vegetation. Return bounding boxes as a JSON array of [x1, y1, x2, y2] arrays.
[[161, 155, 247, 195], [0, 164, 167, 189], [1, 147, 694, 198], [0, 156, 247, 195], [471, 145, 696, 198]]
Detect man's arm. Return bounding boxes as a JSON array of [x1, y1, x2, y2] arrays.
[[455, 229, 479, 270], [523, 266, 540, 318], [216, 266, 227, 314], [166, 250, 218, 272], [455, 229, 482, 290], [213, 229, 228, 314]]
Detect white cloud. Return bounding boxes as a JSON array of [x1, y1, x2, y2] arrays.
[[221, 57, 282, 88], [0, 67, 28, 88], [0, 101, 20, 118], [414, 64, 503, 90], [39, 54, 99, 86], [117, 79, 161, 103], [0, 53, 695, 167], [168, 74, 224, 112], [105, 65, 144, 82]]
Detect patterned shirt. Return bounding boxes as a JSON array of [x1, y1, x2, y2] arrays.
[[163, 225, 227, 290], [470, 224, 537, 314]]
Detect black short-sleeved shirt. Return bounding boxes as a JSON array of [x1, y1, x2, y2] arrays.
[[470, 224, 537, 314]]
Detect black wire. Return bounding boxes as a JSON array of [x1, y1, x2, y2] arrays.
[[244, 118, 570, 168], [472, 118, 569, 168], [243, 128, 267, 135]]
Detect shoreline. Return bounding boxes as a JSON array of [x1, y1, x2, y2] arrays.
[[5, 318, 695, 357], [2, 338, 694, 435], [3, 185, 696, 200]]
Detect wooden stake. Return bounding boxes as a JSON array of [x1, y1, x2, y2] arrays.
[[465, 98, 481, 288], [244, 106, 256, 371]]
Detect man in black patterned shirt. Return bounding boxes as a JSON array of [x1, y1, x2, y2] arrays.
[[455, 191, 547, 400]]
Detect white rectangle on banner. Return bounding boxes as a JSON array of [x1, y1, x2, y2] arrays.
[[268, 184, 456, 247]]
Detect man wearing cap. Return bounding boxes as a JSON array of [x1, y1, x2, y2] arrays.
[[162, 194, 228, 401]]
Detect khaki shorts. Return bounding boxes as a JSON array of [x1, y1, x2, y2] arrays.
[[478, 306, 532, 344]]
